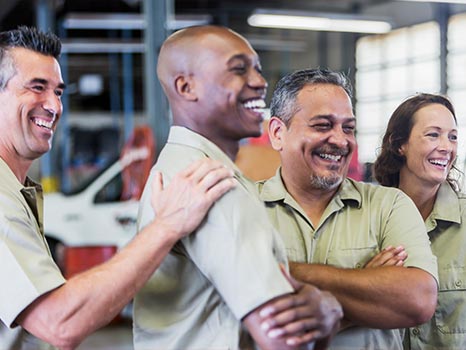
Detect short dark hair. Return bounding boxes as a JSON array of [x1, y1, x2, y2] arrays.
[[0, 26, 61, 90], [270, 68, 353, 126], [373, 93, 459, 190]]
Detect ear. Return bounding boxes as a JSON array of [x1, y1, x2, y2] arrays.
[[268, 116, 287, 151], [174, 74, 197, 101], [398, 144, 406, 156]]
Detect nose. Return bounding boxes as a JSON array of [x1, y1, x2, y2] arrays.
[[438, 134, 455, 153], [248, 69, 268, 91], [42, 89, 62, 118], [328, 127, 350, 149]]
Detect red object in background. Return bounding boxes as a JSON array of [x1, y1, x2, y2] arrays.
[[63, 246, 117, 279], [348, 145, 363, 181], [120, 125, 156, 201], [63, 246, 121, 323]]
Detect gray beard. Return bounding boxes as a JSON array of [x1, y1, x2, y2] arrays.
[[309, 174, 343, 191]]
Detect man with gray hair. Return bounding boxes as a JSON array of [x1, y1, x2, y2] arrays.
[[257, 68, 439, 349], [0, 26, 236, 349]]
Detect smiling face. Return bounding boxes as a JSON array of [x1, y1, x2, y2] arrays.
[[0, 47, 64, 163], [192, 30, 267, 141], [399, 103, 457, 190], [270, 83, 356, 193]]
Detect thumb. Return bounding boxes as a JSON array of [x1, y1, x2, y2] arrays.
[[279, 263, 303, 292]]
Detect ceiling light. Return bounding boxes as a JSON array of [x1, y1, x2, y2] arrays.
[[62, 13, 212, 31], [248, 9, 392, 34]]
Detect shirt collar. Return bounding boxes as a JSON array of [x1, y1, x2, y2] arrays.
[[168, 126, 240, 172], [258, 167, 362, 209], [428, 182, 461, 225]]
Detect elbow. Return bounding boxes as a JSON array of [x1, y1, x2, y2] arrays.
[[46, 323, 85, 350], [408, 276, 438, 325]]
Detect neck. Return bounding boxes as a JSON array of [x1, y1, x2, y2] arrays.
[[0, 151, 31, 184], [208, 135, 239, 160], [172, 119, 240, 161], [399, 177, 439, 221], [283, 174, 340, 227]]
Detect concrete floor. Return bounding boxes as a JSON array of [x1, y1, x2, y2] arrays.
[[77, 319, 133, 350]]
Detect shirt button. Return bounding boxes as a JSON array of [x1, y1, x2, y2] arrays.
[[456, 280, 462, 287], [412, 328, 420, 336]]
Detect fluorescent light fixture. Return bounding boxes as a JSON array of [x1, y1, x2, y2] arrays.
[[248, 9, 392, 34], [400, 0, 466, 3], [62, 13, 212, 31]]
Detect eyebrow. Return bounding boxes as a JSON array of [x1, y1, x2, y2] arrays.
[[29, 78, 66, 90], [310, 114, 356, 123], [227, 53, 261, 68]]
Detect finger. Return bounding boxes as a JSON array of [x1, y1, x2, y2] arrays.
[[267, 317, 322, 341], [183, 158, 225, 183], [285, 331, 320, 346], [205, 177, 236, 203], [263, 305, 319, 331], [200, 166, 235, 192]]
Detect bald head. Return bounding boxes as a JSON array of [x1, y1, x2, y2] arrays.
[[156, 25, 253, 98]]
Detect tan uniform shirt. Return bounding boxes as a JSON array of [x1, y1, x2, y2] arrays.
[[133, 127, 294, 350], [257, 170, 439, 350], [0, 158, 65, 350], [406, 182, 466, 350]]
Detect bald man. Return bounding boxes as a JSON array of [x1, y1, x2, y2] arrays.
[[133, 26, 343, 350]]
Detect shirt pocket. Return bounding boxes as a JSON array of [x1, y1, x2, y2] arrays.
[[326, 245, 378, 269], [434, 267, 466, 334]]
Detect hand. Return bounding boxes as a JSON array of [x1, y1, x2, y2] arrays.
[[151, 158, 236, 239], [364, 246, 407, 268], [259, 266, 343, 347]]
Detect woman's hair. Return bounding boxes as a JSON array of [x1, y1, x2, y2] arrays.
[[373, 93, 460, 190]]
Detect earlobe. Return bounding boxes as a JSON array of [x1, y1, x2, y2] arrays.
[[174, 75, 197, 101], [268, 116, 285, 151]]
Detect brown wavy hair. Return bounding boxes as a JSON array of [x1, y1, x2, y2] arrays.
[[373, 93, 460, 190]]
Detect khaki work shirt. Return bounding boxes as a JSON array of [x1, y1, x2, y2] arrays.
[[406, 182, 466, 350], [133, 127, 294, 350], [257, 170, 439, 350], [0, 158, 65, 350]]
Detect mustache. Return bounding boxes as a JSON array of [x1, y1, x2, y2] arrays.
[[314, 145, 350, 156]]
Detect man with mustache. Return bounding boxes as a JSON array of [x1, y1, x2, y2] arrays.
[[257, 68, 439, 349]]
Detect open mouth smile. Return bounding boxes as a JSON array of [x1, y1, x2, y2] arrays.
[[31, 117, 53, 130]]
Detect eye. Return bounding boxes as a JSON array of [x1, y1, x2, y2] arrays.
[[54, 89, 63, 97], [230, 65, 247, 74], [449, 133, 458, 142], [426, 132, 439, 138], [312, 123, 332, 131], [31, 85, 45, 92], [343, 124, 356, 134]]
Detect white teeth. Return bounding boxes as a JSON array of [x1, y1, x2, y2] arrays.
[[429, 159, 448, 167], [319, 154, 342, 161], [243, 99, 266, 109], [33, 118, 53, 129]]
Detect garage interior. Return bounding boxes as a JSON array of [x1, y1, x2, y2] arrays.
[[2, 0, 466, 348]]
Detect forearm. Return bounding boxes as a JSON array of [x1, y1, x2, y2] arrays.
[[290, 262, 437, 329], [19, 219, 178, 349]]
